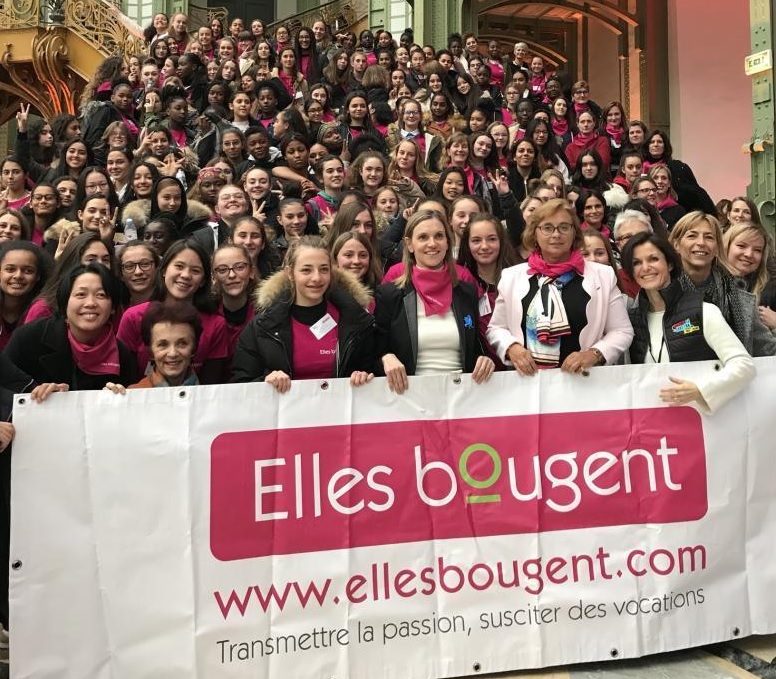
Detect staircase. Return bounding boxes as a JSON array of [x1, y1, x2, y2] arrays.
[[0, 0, 367, 128]]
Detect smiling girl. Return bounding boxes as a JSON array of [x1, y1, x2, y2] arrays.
[[231, 236, 375, 389], [212, 242, 257, 351], [117, 239, 230, 383], [0, 241, 49, 349]]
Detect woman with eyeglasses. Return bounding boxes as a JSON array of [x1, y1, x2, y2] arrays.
[[630, 176, 659, 207], [117, 240, 159, 307], [487, 198, 633, 375], [212, 243, 257, 353]]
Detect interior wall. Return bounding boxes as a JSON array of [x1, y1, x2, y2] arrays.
[[667, 0, 752, 202], [585, 19, 620, 107]]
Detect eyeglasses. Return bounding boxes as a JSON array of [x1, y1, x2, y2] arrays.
[[121, 259, 155, 273], [32, 194, 57, 201], [86, 182, 109, 191], [403, 110, 420, 116], [637, 187, 657, 195], [214, 262, 250, 276], [538, 223, 573, 235], [615, 233, 640, 244]]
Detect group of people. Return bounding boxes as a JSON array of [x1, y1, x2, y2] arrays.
[[0, 12, 774, 646]]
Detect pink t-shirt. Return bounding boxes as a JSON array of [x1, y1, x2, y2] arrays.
[[23, 298, 54, 324], [219, 302, 256, 353], [7, 195, 30, 211], [117, 301, 229, 375], [291, 303, 339, 380]]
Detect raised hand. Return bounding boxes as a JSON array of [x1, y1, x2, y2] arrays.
[[15, 103, 30, 133]]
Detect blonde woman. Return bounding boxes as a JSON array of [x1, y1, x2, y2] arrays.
[[669, 211, 776, 356]]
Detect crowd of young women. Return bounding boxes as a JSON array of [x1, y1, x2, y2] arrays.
[[1, 20, 774, 640], [0, 19, 771, 407]]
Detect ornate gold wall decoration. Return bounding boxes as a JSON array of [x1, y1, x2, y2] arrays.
[[64, 0, 145, 57], [0, 0, 40, 30], [267, 0, 367, 38], [1, 44, 47, 118], [32, 29, 77, 115]]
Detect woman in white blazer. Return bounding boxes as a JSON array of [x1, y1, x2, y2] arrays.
[[487, 198, 634, 374]]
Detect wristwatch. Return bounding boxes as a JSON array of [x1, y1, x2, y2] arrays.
[[588, 348, 605, 366]]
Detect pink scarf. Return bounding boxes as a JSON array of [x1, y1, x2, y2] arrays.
[[120, 114, 139, 138], [67, 325, 120, 376], [527, 249, 586, 278], [657, 195, 679, 210], [642, 158, 664, 174], [278, 71, 295, 96], [461, 164, 476, 193], [573, 102, 589, 115], [571, 130, 596, 149], [581, 222, 611, 240], [605, 124, 624, 146], [613, 175, 631, 192], [552, 117, 568, 138], [412, 267, 453, 316]]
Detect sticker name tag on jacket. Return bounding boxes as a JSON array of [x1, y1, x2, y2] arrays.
[[310, 313, 337, 340], [672, 317, 700, 335], [479, 294, 492, 317]]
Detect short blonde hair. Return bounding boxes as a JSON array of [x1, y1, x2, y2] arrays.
[[668, 211, 725, 265], [522, 198, 584, 253]]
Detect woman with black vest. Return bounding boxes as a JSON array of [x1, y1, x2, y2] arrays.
[[621, 232, 755, 412]]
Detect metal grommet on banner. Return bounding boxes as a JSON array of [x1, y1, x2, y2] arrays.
[[452, 376, 461, 385], [320, 381, 329, 390], [178, 390, 187, 399], [610, 648, 619, 658], [17, 398, 25, 405], [733, 627, 741, 637], [472, 662, 481, 672], [11, 560, 22, 571], [714, 363, 721, 371], [581, 369, 590, 377]]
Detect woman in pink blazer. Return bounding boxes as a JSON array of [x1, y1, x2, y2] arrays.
[[487, 198, 633, 374]]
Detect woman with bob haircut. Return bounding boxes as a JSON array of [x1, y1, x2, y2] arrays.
[[621, 232, 755, 412], [669, 211, 776, 356], [487, 198, 633, 374], [374, 209, 496, 393], [106, 301, 203, 391]]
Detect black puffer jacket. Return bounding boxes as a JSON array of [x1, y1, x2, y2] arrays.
[[231, 268, 375, 382]]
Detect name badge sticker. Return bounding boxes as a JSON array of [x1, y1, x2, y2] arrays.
[[310, 313, 337, 340], [479, 294, 492, 317]]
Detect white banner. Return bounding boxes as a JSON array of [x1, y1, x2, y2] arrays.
[[9, 360, 776, 679]]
